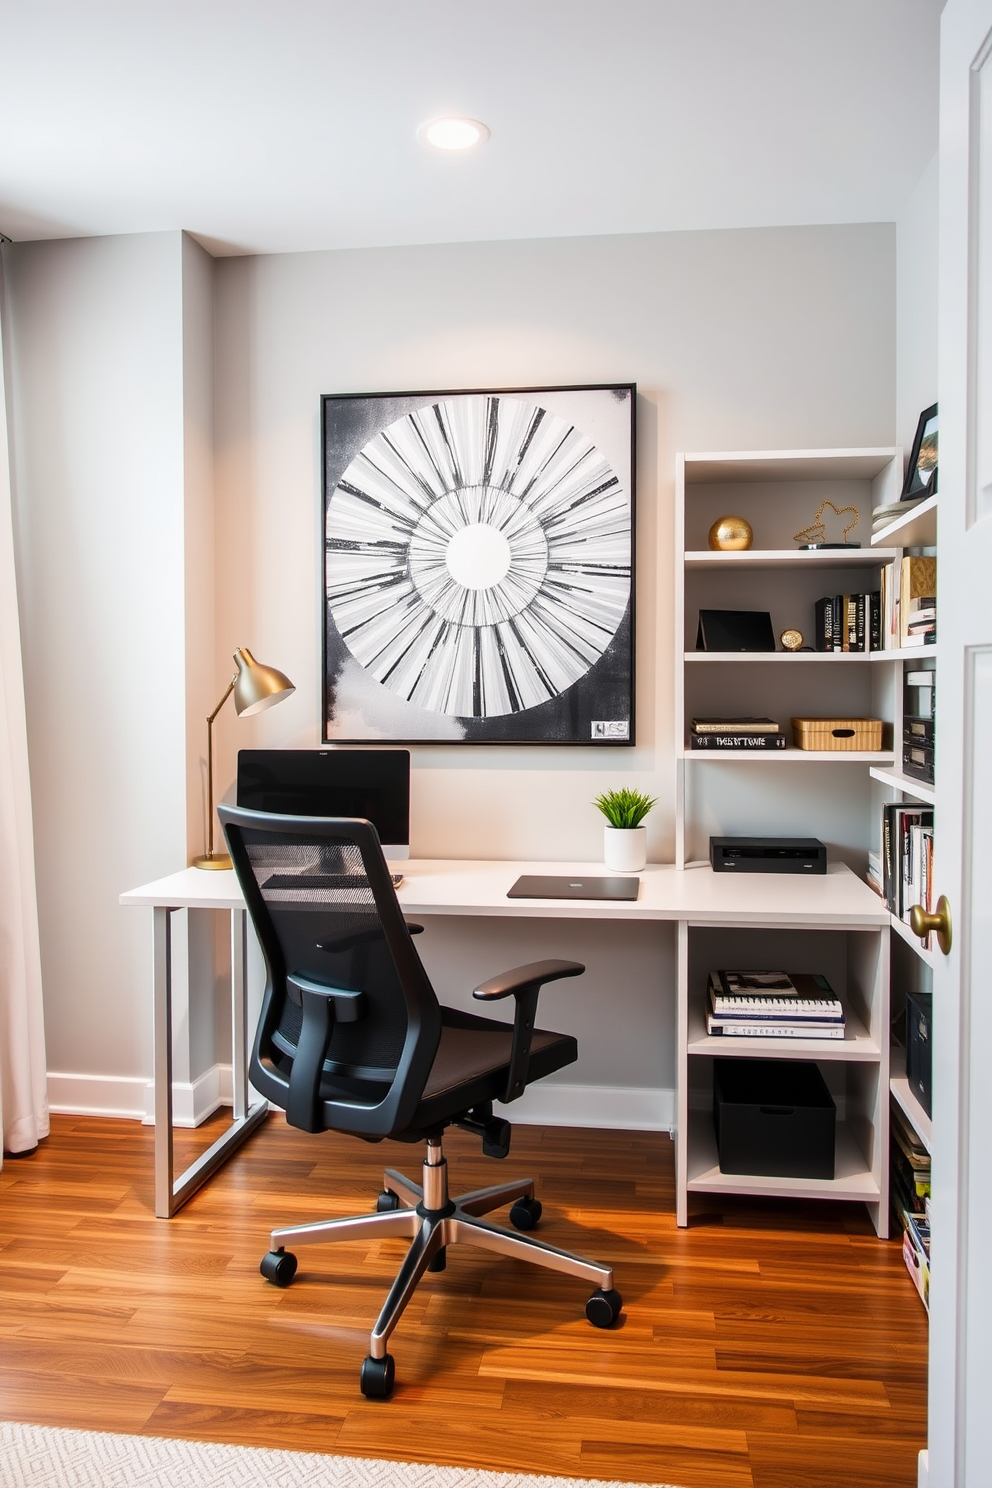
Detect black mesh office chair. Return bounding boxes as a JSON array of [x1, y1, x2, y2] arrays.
[[219, 805, 622, 1399]]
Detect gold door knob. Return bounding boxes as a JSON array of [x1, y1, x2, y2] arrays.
[[909, 895, 952, 956]]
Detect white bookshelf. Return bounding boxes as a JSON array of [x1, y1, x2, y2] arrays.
[[890, 1045, 933, 1155], [673, 447, 901, 1236], [870, 492, 937, 550]]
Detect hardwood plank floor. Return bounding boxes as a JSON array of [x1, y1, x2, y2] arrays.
[[0, 1113, 927, 1486]]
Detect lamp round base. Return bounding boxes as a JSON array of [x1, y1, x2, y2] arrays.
[[192, 853, 233, 871]]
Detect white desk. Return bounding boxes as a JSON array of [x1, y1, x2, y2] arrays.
[[122, 859, 887, 1219]]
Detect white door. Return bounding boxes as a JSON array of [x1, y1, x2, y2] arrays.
[[930, 3, 992, 1483]]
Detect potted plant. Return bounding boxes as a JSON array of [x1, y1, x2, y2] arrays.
[[593, 788, 657, 872]]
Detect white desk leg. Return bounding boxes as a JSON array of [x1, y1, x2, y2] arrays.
[[153, 903, 268, 1219], [153, 906, 176, 1219]]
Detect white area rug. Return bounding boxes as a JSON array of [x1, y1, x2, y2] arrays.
[[0, 1423, 678, 1488]]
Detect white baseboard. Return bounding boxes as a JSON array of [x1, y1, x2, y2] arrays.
[[48, 1065, 233, 1128], [48, 1071, 149, 1121], [141, 1064, 234, 1127], [497, 1083, 675, 1132], [49, 1068, 674, 1135], [918, 1449, 928, 1488]]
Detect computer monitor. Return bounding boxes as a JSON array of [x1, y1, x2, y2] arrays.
[[236, 749, 411, 860]]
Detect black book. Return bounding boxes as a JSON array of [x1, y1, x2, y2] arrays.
[[689, 732, 787, 750], [869, 590, 881, 651], [855, 593, 866, 653], [814, 596, 833, 651]]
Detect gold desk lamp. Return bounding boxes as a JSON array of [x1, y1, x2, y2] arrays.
[[193, 647, 295, 870]]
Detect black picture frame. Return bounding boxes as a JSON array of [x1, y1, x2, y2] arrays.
[[321, 384, 636, 745], [696, 610, 777, 652], [902, 402, 938, 499]]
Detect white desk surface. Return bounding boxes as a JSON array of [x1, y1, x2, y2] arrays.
[[121, 859, 888, 928]]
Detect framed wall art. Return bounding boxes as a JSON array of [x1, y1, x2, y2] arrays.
[[321, 384, 635, 744]]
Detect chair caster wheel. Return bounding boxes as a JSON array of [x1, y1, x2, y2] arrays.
[[360, 1352, 395, 1399], [509, 1197, 542, 1230], [376, 1189, 400, 1212], [586, 1287, 623, 1328], [260, 1249, 298, 1287]]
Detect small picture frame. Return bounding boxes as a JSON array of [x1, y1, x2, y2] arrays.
[[903, 403, 938, 499]]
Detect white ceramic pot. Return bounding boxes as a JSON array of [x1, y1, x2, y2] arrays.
[[603, 825, 647, 872]]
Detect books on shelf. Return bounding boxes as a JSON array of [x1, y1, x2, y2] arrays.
[[880, 803, 934, 927], [900, 556, 936, 647], [689, 717, 785, 750], [813, 592, 880, 652], [706, 969, 846, 1040], [893, 1101, 931, 1309]]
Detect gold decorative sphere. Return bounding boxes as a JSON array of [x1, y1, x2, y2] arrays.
[[708, 515, 753, 551], [780, 629, 804, 652]]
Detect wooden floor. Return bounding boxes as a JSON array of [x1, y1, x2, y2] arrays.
[[0, 1113, 927, 1487]]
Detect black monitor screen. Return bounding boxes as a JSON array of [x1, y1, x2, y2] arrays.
[[236, 749, 410, 854]]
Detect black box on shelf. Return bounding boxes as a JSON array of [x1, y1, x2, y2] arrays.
[[902, 742, 935, 785], [713, 1058, 836, 1179], [906, 991, 933, 1118], [710, 837, 827, 874]]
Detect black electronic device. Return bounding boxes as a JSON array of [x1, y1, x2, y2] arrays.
[[709, 836, 827, 874], [713, 1058, 836, 1179], [906, 990, 933, 1118], [507, 875, 640, 901], [696, 609, 776, 652], [237, 749, 411, 859]]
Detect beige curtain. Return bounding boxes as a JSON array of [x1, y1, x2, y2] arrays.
[[0, 248, 48, 1160]]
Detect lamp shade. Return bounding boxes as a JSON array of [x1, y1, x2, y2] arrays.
[[232, 647, 295, 717]]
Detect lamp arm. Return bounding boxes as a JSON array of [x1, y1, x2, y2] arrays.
[[203, 678, 236, 860], [206, 677, 236, 727]]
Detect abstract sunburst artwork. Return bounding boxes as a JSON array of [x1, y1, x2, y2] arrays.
[[322, 385, 635, 744]]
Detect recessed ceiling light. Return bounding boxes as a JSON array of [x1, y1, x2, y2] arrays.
[[418, 117, 491, 151]]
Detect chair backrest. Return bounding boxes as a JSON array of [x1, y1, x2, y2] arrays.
[[219, 805, 441, 1139]]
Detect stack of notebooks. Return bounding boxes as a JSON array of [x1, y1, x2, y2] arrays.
[[689, 717, 785, 751], [707, 970, 846, 1039]]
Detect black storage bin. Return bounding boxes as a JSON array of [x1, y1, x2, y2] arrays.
[[713, 1059, 836, 1179], [906, 990, 933, 1118]]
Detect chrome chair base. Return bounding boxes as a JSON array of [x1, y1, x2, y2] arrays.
[[264, 1133, 619, 1389]]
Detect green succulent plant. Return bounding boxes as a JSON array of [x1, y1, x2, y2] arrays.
[[592, 788, 657, 830]]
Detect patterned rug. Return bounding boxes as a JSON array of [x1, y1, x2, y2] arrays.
[[0, 1423, 677, 1488]]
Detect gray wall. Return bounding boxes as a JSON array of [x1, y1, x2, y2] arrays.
[[5, 221, 896, 1124]]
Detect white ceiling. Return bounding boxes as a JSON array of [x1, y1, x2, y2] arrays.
[[0, 0, 942, 257]]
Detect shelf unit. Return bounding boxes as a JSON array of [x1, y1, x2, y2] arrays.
[[675, 446, 904, 870], [673, 448, 901, 1235], [675, 906, 890, 1234]]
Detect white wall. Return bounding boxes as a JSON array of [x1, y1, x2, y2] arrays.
[[897, 151, 940, 459], [5, 231, 216, 1117]]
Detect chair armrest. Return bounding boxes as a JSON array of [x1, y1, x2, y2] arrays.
[[284, 975, 366, 1131], [472, 960, 584, 1104], [473, 959, 584, 1001]]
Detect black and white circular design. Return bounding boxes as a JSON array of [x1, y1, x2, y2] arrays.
[[325, 394, 630, 719]]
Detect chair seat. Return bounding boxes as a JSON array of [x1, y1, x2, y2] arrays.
[[413, 1009, 577, 1125]]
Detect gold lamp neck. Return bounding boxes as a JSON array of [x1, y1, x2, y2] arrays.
[[193, 646, 296, 869]]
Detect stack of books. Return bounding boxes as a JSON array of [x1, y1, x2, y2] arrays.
[[892, 1103, 931, 1309], [813, 591, 881, 651], [880, 555, 937, 649], [706, 969, 846, 1039], [689, 717, 785, 751]]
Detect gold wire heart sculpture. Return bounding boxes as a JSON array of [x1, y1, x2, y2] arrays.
[[793, 500, 860, 546]]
